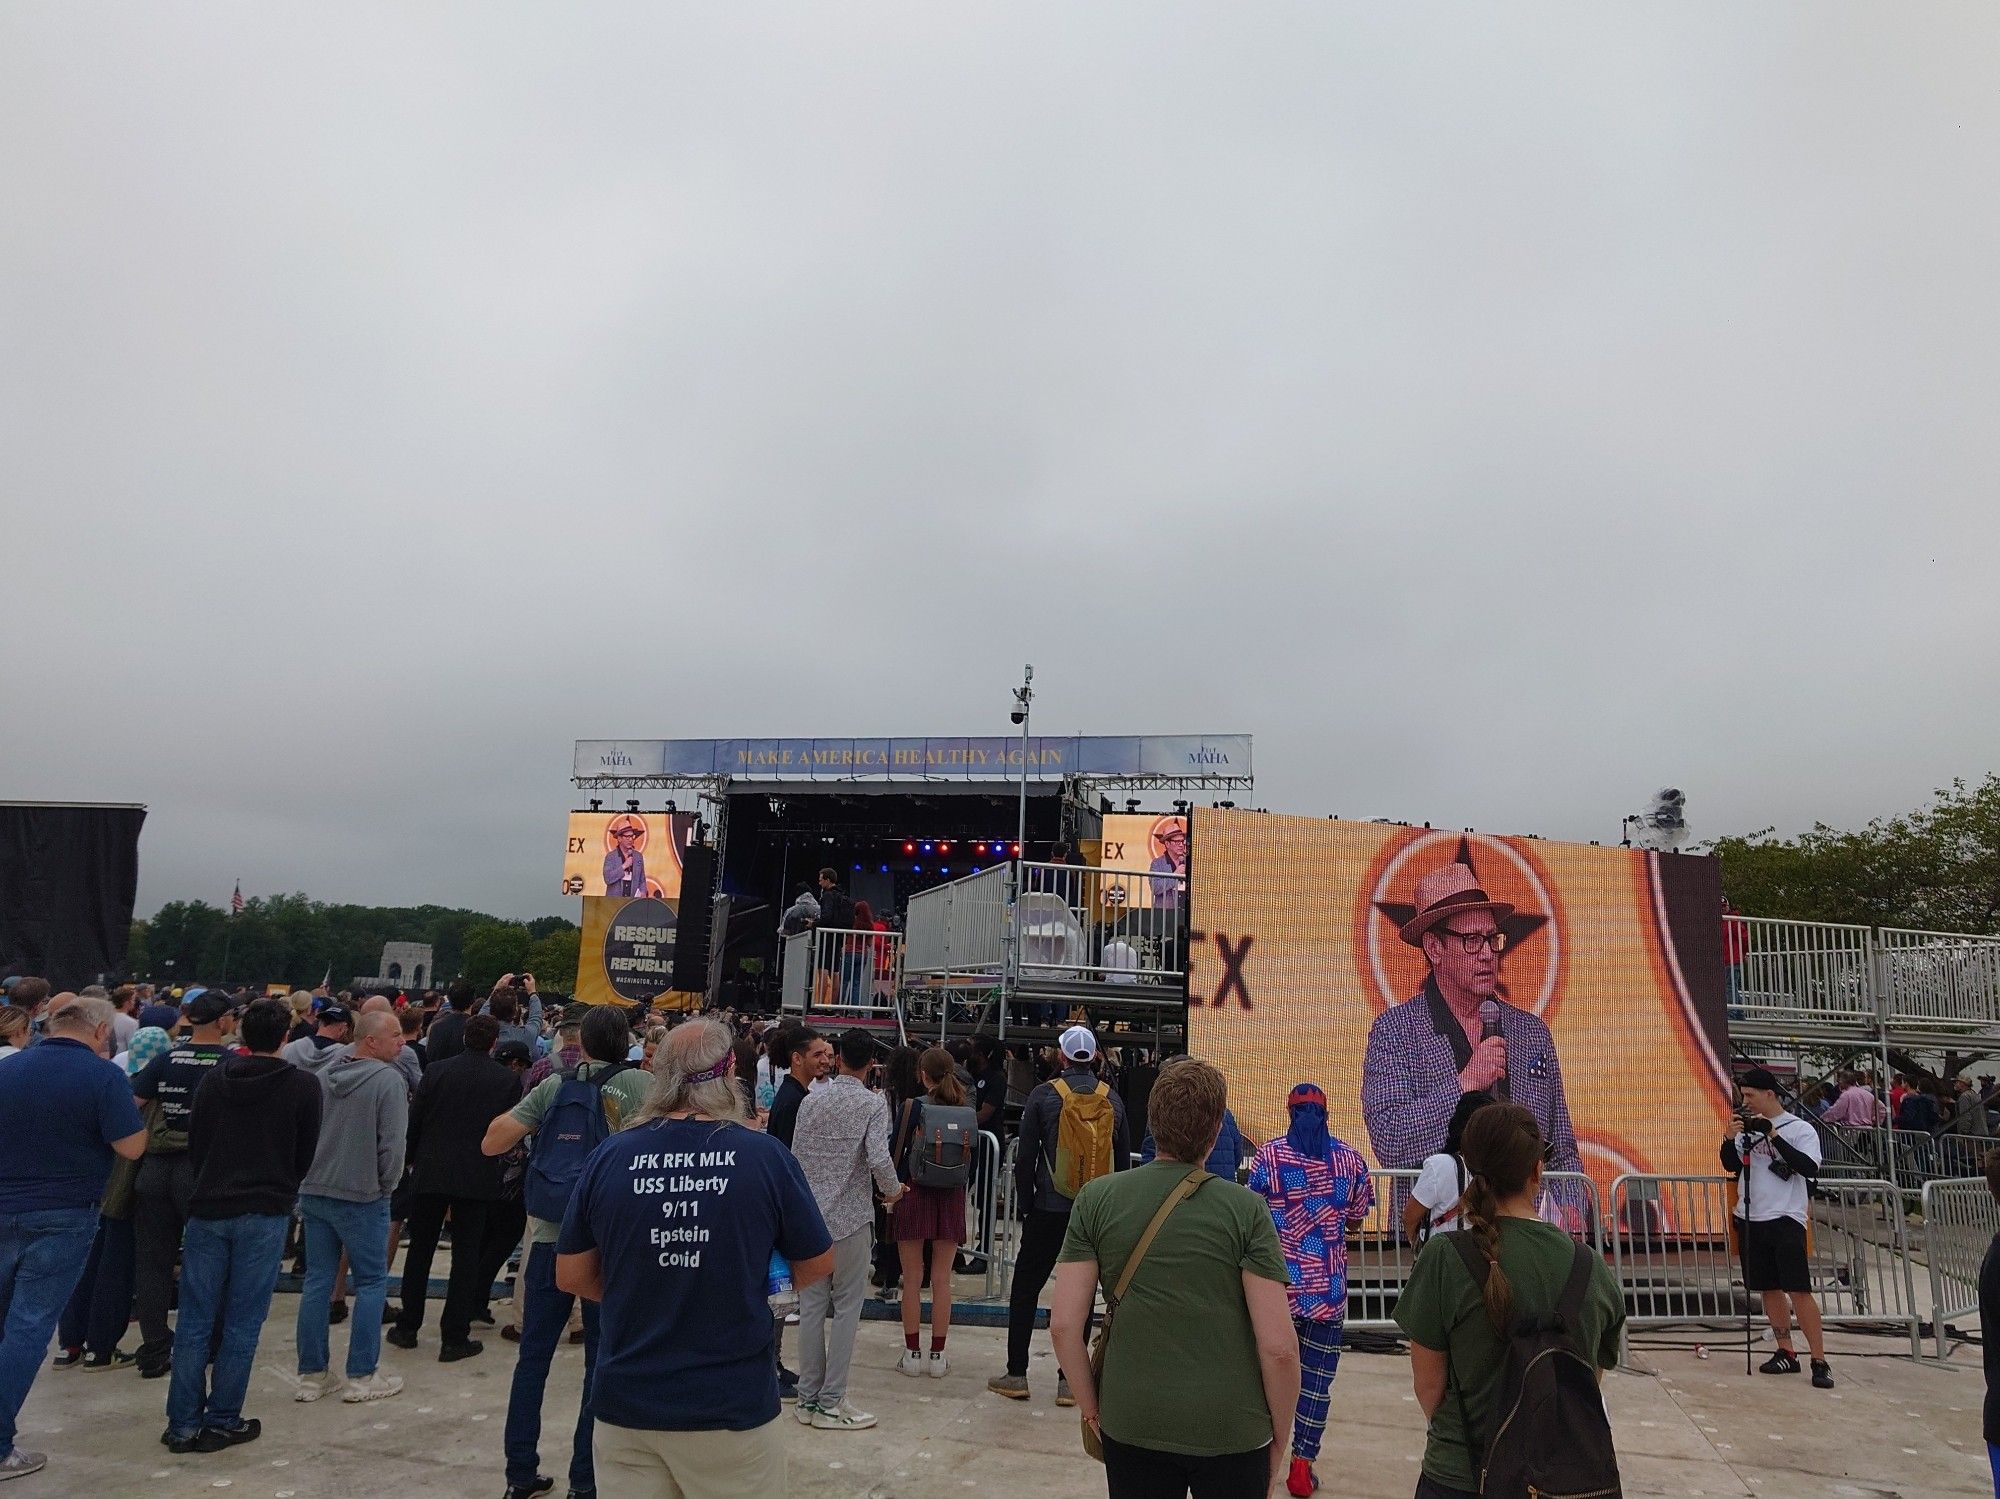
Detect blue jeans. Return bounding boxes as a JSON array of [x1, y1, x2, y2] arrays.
[[0, 1207, 99, 1452], [296, 1195, 390, 1379], [503, 1241, 600, 1489], [165, 1214, 289, 1437], [57, 1215, 136, 1356]]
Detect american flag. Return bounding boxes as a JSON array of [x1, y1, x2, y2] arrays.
[[230, 881, 244, 916]]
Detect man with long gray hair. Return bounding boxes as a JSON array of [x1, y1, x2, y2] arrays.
[[558, 1018, 833, 1499]]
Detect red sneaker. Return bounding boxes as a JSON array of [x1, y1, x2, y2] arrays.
[[1286, 1457, 1319, 1497]]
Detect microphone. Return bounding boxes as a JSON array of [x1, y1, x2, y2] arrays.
[[1479, 999, 1509, 1100]]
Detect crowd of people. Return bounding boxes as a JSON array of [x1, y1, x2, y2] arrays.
[[0, 906, 1978, 1498]]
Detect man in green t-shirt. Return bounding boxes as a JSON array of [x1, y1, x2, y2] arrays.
[[1049, 1058, 1299, 1496], [480, 1005, 651, 1499], [1395, 1216, 1624, 1495]]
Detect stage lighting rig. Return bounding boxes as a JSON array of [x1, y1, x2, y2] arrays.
[[625, 799, 640, 813]]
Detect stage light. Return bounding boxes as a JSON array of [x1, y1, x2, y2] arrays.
[[879, 864, 889, 874], [1011, 842, 1022, 855], [972, 865, 982, 873], [588, 799, 603, 812], [625, 800, 640, 813], [852, 863, 862, 872], [941, 866, 950, 875], [903, 842, 915, 855], [912, 864, 922, 874], [921, 841, 934, 854], [975, 842, 987, 855], [939, 841, 951, 854]]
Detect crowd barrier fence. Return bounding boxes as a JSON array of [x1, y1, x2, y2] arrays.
[[1920, 1176, 1999, 1360]]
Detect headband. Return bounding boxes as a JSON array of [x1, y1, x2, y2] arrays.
[[684, 1055, 734, 1085], [1287, 1083, 1327, 1110]]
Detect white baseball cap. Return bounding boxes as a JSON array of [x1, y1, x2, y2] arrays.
[[1059, 1025, 1098, 1062]]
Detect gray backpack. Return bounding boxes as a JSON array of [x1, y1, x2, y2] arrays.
[[903, 1098, 977, 1189]]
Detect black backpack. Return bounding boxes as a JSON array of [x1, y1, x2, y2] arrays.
[[1446, 1232, 1622, 1499]]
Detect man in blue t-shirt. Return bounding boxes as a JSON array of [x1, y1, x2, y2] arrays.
[[0, 996, 147, 1481], [557, 1019, 832, 1496]]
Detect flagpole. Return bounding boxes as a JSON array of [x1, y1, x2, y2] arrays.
[[221, 881, 238, 983]]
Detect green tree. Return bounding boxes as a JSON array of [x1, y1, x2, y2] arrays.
[[521, 927, 582, 996], [461, 921, 532, 991], [1708, 775, 2000, 932], [126, 919, 151, 979]]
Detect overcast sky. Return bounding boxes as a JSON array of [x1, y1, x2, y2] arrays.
[[6, 4, 1998, 923]]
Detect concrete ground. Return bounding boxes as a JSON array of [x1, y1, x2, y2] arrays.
[[18, 1295, 1994, 1499]]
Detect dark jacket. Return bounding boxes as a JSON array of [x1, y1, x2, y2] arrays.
[[187, 1054, 324, 1220], [1015, 1067, 1131, 1214], [424, 1008, 471, 1068], [1982, 1230, 2000, 1445], [407, 1049, 522, 1200], [769, 1074, 809, 1150], [816, 887, 857, 934]]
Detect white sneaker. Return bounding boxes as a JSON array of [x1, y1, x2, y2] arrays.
[[927, 1350, 949, 1379], [898, 1350, 926, 1377], [294, 1370, 342, 1403], [341, 1372, 405, 1403], [784, 1311, 800, 1325], [811, 1401, 877, 1431], [794, 1400, 818, 1425]]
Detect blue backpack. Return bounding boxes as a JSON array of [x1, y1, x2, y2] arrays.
[[525, 1063, 634, 1223]]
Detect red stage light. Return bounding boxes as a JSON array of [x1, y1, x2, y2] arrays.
[[903, 841, 915, 855], [939, 841, 951, 854], [975, 842, 987, 855], [1011, 842, 1022, 855]]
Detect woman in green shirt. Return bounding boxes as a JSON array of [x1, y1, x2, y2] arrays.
[[1049, 1057, 1301, 1499], [1394, 1103, 1625, 1498]]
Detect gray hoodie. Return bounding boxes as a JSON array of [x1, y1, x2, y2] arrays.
[[301, 1053, 408, 1203]]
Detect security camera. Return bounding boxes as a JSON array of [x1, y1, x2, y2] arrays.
[[1010, 709, 1025, 725]]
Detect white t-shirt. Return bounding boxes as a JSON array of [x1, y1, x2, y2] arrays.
[[1411, 1151, 1469, 1236], [1732, 1110, 1821, 1224]]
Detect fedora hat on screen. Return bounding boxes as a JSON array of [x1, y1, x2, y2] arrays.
[[1398, 862, 1515, 947]]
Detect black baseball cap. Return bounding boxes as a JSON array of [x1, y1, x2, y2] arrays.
[[318, 1004, 352, 1028], [186, 992, 236, 1025], [1738, 1067, 1780, 1094]]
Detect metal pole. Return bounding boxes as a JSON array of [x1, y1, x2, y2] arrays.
[[1001, 664, 1032, 1046]]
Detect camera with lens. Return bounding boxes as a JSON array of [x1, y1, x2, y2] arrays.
[[1010, 708, 1025, 725]]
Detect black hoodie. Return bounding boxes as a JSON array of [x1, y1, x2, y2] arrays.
[[187, 1053, 325, 1220]]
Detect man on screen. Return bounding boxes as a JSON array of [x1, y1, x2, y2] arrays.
[[601, 816, 648, 898], [1148, 822, 1188, 910], [1361, 862, 1584, 1218]]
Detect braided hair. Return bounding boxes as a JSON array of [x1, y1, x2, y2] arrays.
[[1457, 1102, 1545, 1336]]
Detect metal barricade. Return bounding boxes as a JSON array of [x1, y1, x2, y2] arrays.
[[780, 927, 903, 1019], [1920, 1176, 1999, 1358], [992, 1138, 1021, 1299], [1016, 861, 1186, 984], [902, 865, 1011, 978], [1889, 1130, 1992, 1189], [779, 930, 810, 1012], [1725, 915, 1876, 1025], [969, 1130, 1003, 1300], [1880, 928, 2000, 1029], [1347, 1170, 1603, 1331], [1610, 1174, 1919, 1357]]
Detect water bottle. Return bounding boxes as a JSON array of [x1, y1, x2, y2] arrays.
[[766, 1250, 797, 1312]]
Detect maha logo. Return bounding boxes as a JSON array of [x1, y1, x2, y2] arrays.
[[1357, 831, 1565, 1019]]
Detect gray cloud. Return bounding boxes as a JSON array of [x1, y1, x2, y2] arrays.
[[5, 4, 1997, 919]]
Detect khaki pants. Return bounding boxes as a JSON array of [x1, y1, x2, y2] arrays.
[[594, 1417, 786, 1499]]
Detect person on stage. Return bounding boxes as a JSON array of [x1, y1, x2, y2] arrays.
[[601, 816, 648, 898], [1360, 862, 1583, 1221]]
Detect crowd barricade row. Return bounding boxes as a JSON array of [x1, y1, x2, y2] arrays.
[[1920, 1176, 1999, 1360], [1609, 1173, 1921, 1361]]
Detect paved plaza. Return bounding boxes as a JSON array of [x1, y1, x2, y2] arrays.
[[18, 1292, 1995, 1499]]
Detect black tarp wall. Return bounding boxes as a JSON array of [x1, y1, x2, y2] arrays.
[[0, 802, 146, 989]]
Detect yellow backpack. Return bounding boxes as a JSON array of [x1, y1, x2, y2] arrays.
[[1050, 1077, 1116, 1198]]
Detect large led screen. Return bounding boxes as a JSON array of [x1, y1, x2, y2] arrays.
[[1188, 811, 1731, 1213], [561, 812, 694, 899]]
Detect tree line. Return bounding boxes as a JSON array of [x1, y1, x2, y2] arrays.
[[130, 891, 581, 994], [1708, 773, 2000, 934]]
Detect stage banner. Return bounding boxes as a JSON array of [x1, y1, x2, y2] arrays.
[[561, 811, 695, 899], [573, 735, 1252, 783], [1188, 811, 1732, 1214], [575, 895, 700, 1011], [1098, 813, 1189, 911], [0, 802, 146, 989]]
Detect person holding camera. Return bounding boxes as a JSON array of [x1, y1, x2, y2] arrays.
[[1723, 1068, 1832, 1388]]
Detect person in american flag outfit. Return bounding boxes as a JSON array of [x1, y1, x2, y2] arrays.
[[1246, 1083, 1375, 1498]]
